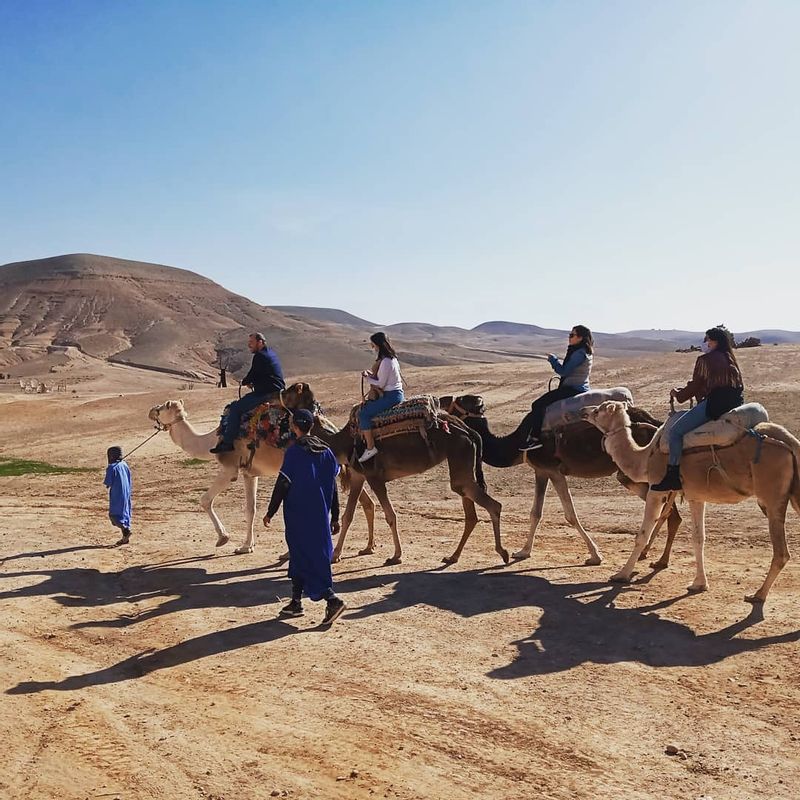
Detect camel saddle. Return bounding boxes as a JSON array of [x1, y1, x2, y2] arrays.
[[350, 395, 442, 442], [657, 403, 769, 453], [221, 402, 293, 449], [542, 387, 634, 432]]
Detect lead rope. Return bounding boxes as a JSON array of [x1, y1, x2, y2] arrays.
[[122, 427, 162, 461]]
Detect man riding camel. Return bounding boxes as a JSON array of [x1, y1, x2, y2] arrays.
[[210, 332, 285, 454]]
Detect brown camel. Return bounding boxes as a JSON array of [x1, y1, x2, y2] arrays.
[[280, 383, 508, 566], [148, 400, 375, 554], [581, 400, 800, 603], [440, 395, 682, 567]]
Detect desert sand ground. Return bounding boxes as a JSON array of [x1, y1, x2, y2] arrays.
[[1, 348, 798, 800]]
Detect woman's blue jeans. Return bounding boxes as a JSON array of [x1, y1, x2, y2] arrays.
[[667, 400, 709, 465], [359, 390, 404, 429]]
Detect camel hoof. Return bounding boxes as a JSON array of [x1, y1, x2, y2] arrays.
[[216, 534, 230, 548], [512, 550, 531, 560], [584, 555, 602, 566], [385, 556, 402, 566], [744, 594, 765, 605], [331, 552, 342, 564], [687, 583, 708, 594], [609, 572, 631, 584], [498, 548, 510, 565], [357, 547, 375, 556], [441, 556, 457, 565], [234, 546, 254, 555], [649, 560, 669, 571]]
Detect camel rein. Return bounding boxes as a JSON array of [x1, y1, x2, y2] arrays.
[[122, 427, 163, 461]]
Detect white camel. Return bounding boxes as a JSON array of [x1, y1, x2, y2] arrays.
[[581, 401, 799, 603], [148, 400, 375, 554]]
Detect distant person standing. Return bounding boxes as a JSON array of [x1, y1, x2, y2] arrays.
[[210, 332, 285, 454], [263, 409, 346, 625], [104, 446, 132, 545]]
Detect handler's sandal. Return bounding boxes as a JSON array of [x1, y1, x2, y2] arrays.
[[519, 437, 543, 452], [279, 599, 304, 617], [322, 597, 346, 625], [209, 441, 235, 454], [358, 447, 378, 463], [650, 465, 682, 492]]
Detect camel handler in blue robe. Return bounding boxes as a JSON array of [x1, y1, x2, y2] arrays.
[[263, 409, 346, 625], [104, 446, 132, 545]]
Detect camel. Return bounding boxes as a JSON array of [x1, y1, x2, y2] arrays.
[[581, 400, 800, 603], [148, 400, 375, 554], [440, 395, 683, 567], [280, 383, 507, 566]]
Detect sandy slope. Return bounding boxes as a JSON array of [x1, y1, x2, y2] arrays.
[[0, 349, 798, 799]]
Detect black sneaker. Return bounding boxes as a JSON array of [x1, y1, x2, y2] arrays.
[[279, 599, 304, 617], [322, 597, 346, 625], [209, 441, 235, 454], [650, 465, 682, 492], [519, 437, 543, 452]]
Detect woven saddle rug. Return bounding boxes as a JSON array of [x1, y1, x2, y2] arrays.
[[221, 403, 293, 450], [349, 395, 443, 442]]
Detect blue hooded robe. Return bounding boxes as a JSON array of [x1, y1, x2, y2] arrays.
[[271, 438, 339, 601], [104, 460, 132, 527]]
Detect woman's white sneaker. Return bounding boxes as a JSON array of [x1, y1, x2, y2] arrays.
[[358, 447, 379, 463]]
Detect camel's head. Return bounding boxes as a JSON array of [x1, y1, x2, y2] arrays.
[[280, 382, 317, 412], [579, 400, 629, 432], [148, 399, 186, 428], [439, 394, 485, 418]]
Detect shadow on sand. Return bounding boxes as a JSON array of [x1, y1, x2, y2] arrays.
[[3, 556, 797, 694]]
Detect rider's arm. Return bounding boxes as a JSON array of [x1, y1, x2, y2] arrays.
[[550, 349, 586, 378]]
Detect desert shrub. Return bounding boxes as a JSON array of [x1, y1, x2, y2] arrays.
[[735, 337, 762, 348]]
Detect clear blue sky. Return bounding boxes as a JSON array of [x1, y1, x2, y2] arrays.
[[1, 1, 798, 332]]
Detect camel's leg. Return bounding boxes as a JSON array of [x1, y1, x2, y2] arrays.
[[332, 472, 366, 563], [745, 500, 791, 604], [616, 474, 681, 570], [549, 472, 602, 565], [357, 486, 377, 556], [687, 500, 709, 593], [610, 491, 664, 583], [446, 480, 507, 565], [442, 496, 479, 565], [235, 475, 258, 555], [513, 473, 548, 559], [199, 466, 239, 547], [367, 479, 401, 565]]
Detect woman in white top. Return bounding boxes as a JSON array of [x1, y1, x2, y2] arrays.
[[358, 332, 405, 462]]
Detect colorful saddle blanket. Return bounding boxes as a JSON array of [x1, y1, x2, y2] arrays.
[[657, 403, 769, 453], [221, 402, 293, 449], [349, 395, 442, 441], [542, 387, 634, 432]]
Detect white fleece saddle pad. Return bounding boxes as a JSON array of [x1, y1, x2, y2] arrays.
[[542, 387, 634, 432], [657, 403, 769, 453]]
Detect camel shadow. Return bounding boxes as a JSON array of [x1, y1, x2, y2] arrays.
[[339, 567, 799, 676], [3, 561, 797, 694]]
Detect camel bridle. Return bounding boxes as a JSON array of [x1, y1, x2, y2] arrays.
[[600, 424, 631, 453]]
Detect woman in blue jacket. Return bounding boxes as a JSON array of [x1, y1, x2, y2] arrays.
[[520, 325, 593, 451]]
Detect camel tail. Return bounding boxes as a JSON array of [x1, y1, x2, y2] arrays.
[[338, 463, 352, 494]]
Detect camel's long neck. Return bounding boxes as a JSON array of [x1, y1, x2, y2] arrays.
[[465, 417, 525, 468], [168, 419, 219, 459], [602, 416, 651, 482], [314, 422, 354, 464]]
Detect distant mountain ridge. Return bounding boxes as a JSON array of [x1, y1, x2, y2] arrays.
[[3, 254, 798, 384]]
